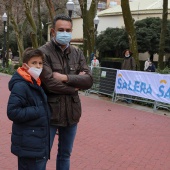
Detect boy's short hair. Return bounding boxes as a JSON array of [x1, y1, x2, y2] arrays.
[[52, 14, 72, 28], [22, 47, 44, 63]]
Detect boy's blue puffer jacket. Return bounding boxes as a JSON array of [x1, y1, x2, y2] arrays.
[[7, 71, 50, 159]]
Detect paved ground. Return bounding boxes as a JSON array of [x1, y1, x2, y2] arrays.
[[1, 73, 170, 170]]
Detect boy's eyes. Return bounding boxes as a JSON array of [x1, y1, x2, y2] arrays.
[[32, 62, 42, 65]]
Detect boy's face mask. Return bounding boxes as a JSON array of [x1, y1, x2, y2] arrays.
[[55, 31, 72, 45], [27, 67, 42, 80], [24, 63, 42, 80]]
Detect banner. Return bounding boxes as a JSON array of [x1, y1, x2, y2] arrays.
[[115, 70, 170, 104]]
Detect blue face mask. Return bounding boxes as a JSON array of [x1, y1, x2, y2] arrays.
[[55, 31, 72, 45]]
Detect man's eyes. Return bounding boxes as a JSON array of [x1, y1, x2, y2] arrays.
[[58, 29, 72, 32]]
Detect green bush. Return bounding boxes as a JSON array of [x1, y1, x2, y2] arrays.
[[157, 66, 170, 74], [0, 65, 16, 75], [14, 64, 21, 70]]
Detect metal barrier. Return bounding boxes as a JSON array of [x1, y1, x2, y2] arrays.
[[154, 101, 170, 111], [86, 66, 170, 111], [86, 66, 117, 100]]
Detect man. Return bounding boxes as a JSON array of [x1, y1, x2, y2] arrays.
[[39, 14, 93, 170]]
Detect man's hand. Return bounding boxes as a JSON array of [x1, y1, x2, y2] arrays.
[[74, 71, 86, 91], [79, 71, 86, 75], [53, 72, 68, 82]]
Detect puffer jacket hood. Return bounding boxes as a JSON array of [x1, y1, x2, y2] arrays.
[[9, 67, 41, 91], [9, 71, 24, 91]]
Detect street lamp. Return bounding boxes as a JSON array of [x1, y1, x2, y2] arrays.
[[39, 22, 44, 46], [42, 22, 44, 29], [66, 0, 74, 18], [93, 15, 99, 54], [2, 12, 7, 68]]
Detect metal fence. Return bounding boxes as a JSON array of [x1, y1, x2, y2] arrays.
[[86, 66, 117, 99], [86, 66, 170, 111]]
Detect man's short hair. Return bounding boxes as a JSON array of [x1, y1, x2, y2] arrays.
[[22, 47, 44, 63], [52, 14, 72, 28]]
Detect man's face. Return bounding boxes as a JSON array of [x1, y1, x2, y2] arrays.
[[52, 20, 72, 37]]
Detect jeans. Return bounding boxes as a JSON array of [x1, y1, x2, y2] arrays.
[[50, 124, 77, 170], [18, 157, 47, 170]]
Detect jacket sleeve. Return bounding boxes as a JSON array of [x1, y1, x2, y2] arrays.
[[66, 49, 93, 90], [121, 60, 125, 70], [131, 57, 136, 70], [7, 83, 41, 123], [40, 55, 76, 95]]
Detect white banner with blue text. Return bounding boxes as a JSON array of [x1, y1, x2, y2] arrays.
[[115, 70, 170, 104]]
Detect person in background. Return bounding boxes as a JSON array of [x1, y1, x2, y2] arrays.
[[9, 48, 13, 59], [90, 53, 95, 63], [121, 49, 136, 104], [121, 49, 136, 70], [146, 61, 156, 72], [39, 14, 93, 170], [91, 55, 100, 68], [7, 47, 51, 170], [144, 58, 150, 71]]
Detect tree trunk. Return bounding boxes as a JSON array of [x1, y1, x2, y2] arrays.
[[8, 0, 24, 63], [23, 0, 38, 48], [6, 6, 10, 67], [87, 0, 96, 59], [158, 0, 168, 70], [121, 0, 139, 69], [81, 0, 88, 61], [45, 0, 55, 23], [37, 0, 42, 46], [78, 0, 98, 64]]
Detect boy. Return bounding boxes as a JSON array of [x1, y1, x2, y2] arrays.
[[7, 47, 50, 170]]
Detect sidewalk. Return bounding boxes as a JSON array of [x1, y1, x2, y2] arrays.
[[1, 73, 170, 170]]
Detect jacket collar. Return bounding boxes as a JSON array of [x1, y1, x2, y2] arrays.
[[51, 39, 71, 56]]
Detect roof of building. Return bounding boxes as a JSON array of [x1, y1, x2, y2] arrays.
[[98, 0, 170, 16]]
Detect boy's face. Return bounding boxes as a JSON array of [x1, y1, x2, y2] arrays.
[[23, 56, 43, 70]]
